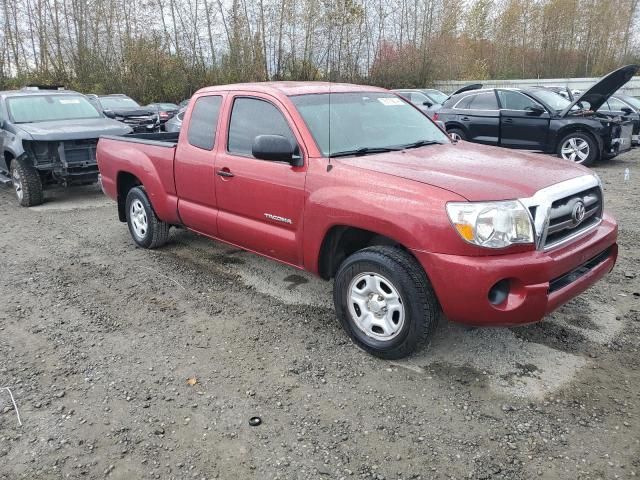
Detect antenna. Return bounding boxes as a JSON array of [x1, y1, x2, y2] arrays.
[[327, 77, 332, 172]]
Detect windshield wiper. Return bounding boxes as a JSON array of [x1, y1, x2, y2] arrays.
[[329, 146, 403, 158], [400, 139, 444, 150]]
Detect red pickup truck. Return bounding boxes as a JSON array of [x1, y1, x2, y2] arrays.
[[97, 82, 618, 359]]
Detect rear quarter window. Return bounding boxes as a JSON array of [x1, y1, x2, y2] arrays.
[[187, 96, 222, 150]]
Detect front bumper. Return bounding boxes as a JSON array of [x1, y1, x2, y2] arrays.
[[413, 214, 618, 326]]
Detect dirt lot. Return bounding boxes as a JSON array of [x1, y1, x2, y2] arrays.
[[1, 150, 639, 480]]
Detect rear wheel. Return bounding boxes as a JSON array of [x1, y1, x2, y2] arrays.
[[125, 186, 170, 248], [333, 246, 440, 359], [10, 157, 43, 207], [557, 132, 597, 166], [447, 128, 466, 142]]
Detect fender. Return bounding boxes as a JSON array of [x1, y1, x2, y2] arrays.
[[98, 138, 180, 224], [301, 162, 470, 275]]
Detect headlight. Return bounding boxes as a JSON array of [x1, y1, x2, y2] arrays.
[[446, 200, 534, 248]]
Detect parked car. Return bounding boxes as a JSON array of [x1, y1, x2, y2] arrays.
[[536, 86, 582, 101], [179, 99, 190, 108], [437, 65, 639, 166], [97, 82, 617, 359], [419, 88, 449, 105], [392, 89, 440, 117], [87, 94, 160, 133], [0, 87, 131, 206], [146, 102, 180, 130], [165, 107, 185, 133], [597, 94, 640, 146]]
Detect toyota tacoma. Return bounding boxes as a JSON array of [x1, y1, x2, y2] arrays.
[[96, 82, 618, 359]]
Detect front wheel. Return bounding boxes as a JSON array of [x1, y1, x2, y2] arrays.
[[557, 132, 597, 166], [10, 157, 43, 207], [125, 186, 170, 249], [333, 246, 440, 359]]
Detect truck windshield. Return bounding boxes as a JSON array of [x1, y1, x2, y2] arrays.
[[7, 95, 102, 123], [99, 96, 140, 109], [290, 92, 449, 157]]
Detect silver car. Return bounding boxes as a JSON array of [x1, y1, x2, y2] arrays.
[[165, 107, 185, 133]]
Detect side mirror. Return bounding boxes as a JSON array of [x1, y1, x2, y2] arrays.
[[525, 105, 545, 115], [103, 110, 116, 118], [423, 101, 433, 107], [252, 134, 301, 166], [621, 107, 633, 115]]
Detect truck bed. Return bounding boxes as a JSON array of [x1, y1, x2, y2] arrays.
[[100, 131, 179, 147]]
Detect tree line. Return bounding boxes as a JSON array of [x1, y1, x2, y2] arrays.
[[1, 0, 638, 103]]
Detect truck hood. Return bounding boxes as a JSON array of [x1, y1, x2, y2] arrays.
[[339, 141, 591, 201], [16, 118, 132, 141], [561, 64, 639, 116]]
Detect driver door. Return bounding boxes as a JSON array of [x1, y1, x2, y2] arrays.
[[214, 95, 308, 266], [497, 90, 550, 149]]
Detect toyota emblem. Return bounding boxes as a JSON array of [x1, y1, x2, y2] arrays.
[[572, 201, 586, 225]]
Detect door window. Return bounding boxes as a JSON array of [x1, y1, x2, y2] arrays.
[[187, 95, 222, 150], [228, 97, 297, 158], [469, 92, 498, 110], [497, 90, 540, 110], [453, 95, 475, 109]]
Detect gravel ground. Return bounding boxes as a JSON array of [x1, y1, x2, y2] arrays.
[[0, 150, 639, 480]]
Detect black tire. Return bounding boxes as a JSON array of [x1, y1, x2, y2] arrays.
[[333, 246, 440, 359], [556, 132, 598, 166], [447, 128, 466, 142], [10, 157, 43, 207], [125, 186, 170, 249]]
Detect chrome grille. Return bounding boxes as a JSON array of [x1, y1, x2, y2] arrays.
[[520, 175, 603, 251], [544, 187, 602, 248]]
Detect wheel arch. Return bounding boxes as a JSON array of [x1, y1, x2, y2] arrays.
[[116, 171, 143, 222], [317, 225, 419, 280], [554, 125, 603, 159]]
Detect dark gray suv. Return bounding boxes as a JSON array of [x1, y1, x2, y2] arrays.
[[0, 87, 131, 206]]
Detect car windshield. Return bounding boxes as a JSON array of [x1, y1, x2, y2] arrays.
[[7, 95, 102, 123], [100, 96, 140, 109], [621, 96, 640, 110], [528, 89, 572, 112], [290, 92, 449, 157], [422, 89, 448, 103], [158, 103, 179, 110]]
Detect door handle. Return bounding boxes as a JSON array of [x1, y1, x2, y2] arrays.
[[504, 118, 514, 123], [461, 117, 470, 121], [217, 168, 234, 178]]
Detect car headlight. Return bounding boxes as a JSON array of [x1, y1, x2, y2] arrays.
[[446, 200, 534, 248]]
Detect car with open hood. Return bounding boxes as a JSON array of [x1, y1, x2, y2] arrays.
[[96, 81, 617, 359], [436, 65, 639, 166], [87, 94, 160, 133], [0, 87, 131, 206], [596, 94, 640, 146]]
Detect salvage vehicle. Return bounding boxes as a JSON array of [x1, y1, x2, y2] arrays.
[[436, 65, 639, 166], [0, 87, 131, 206], [97, 82, 618, 359], [87, 94, 160, 133], [146, 102, 180, 130], [597, 95, 640, 146], [164, 108, 185, 133]]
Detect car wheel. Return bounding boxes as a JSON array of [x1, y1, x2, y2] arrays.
[[125, 186, 170, 249], [10, 157, 43, 207], [333, 246, 440, 359], [557, 132, 597, 166], [448, 128, 466, 142]]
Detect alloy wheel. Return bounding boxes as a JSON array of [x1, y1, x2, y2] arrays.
[[560, 137, 590, 163]]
